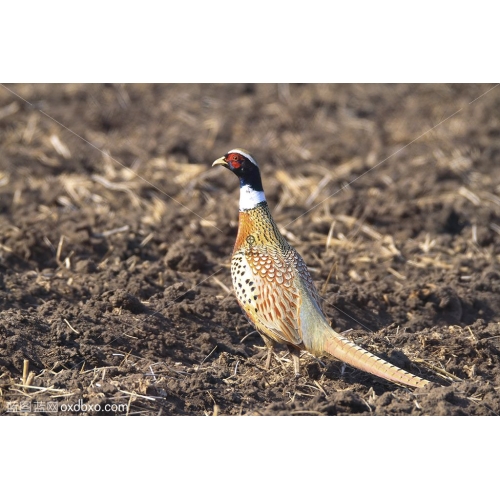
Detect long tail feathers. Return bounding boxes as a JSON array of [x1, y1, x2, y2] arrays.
[[323, 329, 430, 389]]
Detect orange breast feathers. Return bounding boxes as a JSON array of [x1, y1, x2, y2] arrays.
[[234, 211, 255, 252]]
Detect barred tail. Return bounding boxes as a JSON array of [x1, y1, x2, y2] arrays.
[[323, 328, 430, 389]]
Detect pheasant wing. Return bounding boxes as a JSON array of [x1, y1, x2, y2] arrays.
[[232, 246, 310, 346]]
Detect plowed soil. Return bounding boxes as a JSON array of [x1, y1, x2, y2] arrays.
[[1, 83, 499, 416]]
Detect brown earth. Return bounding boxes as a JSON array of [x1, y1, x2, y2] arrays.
[[0, 83, 499, 416]]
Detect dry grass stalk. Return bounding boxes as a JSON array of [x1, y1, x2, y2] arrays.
[[321, 261, 337, 296], [117, 389, 158, 401], [22, 360, 29, 386], [415, 359, 463, 382], [12, 384, 71, 394], [49, 134, 72, 159], [458, 186, 481, 206], [64, 319, 80, 334], [0, 101, 20, 120], [212, 276, 232, 295]]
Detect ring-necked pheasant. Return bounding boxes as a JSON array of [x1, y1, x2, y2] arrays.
[[213, 148, 430, 389]]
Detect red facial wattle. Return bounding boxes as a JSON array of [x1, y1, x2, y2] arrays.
[[227, 153, 244, 169]]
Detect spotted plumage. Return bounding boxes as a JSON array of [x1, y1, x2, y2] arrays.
[[213, 148, 431, 389]]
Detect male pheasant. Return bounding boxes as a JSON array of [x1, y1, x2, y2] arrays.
[[213, 148, 430, 389]]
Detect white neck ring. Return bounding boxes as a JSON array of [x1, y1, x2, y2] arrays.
[[239, 184, 266, 211]]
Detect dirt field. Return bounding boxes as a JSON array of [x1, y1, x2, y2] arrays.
[[0, 83, 499, 416]]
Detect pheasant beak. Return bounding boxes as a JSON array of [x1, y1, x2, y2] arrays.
[[212, 156, 229, 168]]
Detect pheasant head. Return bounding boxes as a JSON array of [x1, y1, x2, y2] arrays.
[[212, 148, 266, 211]]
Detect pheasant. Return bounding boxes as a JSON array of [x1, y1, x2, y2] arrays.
[[213, 148, 430, 389]]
